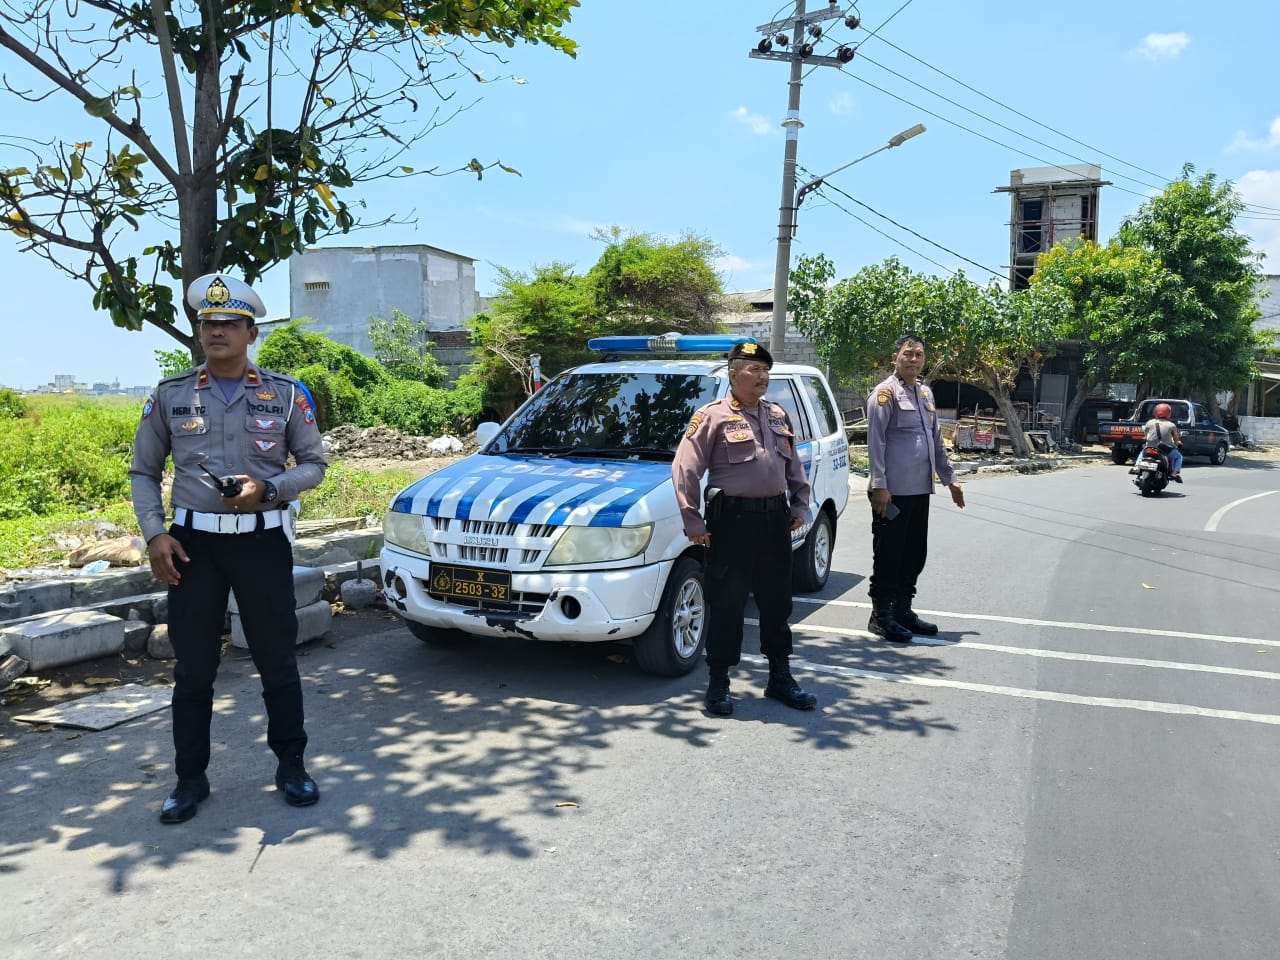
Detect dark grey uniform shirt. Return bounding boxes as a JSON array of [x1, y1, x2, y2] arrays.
[[672, 396, 811, 538], [866, 374, 956, 495], [130, 364, 327, 543]]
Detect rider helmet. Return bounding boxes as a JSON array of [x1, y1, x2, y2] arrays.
[[1154, 403, 1172, 419]]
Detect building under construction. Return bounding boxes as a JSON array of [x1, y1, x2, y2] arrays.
[[996, 163, 1110, 289]]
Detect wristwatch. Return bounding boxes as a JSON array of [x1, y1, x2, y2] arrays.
[[261, 480, 279, 504]]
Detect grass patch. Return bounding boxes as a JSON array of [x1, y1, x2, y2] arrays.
[[296, 463, 419, 521]]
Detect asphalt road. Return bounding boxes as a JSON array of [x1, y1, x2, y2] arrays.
[[2, 453, 1279, 959]]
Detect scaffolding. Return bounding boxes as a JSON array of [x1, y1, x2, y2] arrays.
[[995, 164, 1110, 290]]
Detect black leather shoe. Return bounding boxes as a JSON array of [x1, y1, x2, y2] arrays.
[[1172, 474, 1183, 483], [764, 672, 817, 711], [894, 599, 938, 636], [159, 776, 210, 824], [704, 675, 733, 716], [275, 763, 320, 807], [868, 601, 914, 644]]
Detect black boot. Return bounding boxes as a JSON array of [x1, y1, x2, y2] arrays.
[[868, 598, 914, 644], [159, 774, 210, 824], [764, 659, 817, 710], [894, 595, 938, 636], [704, 669, 733, 716], [275, 758, 320, 807]]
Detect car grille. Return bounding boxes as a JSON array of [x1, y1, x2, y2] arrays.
[[427, 517, 560, 568], [417, 579, 550, 616]]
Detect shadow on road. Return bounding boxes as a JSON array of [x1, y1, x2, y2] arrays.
[[0, 605, 959, 891]]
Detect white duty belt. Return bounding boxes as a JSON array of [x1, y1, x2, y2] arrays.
[[174, 507, 284, 534]]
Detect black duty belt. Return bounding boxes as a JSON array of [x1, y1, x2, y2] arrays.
[[721, 494, 789, 513]]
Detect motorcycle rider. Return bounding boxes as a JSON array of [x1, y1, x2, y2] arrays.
[[1142, 402, 1183, 482]]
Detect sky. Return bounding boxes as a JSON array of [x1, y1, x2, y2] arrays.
[[3, 0, 1280, 390]]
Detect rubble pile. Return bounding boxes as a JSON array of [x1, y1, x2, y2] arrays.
[[321, 424, 478, 461]]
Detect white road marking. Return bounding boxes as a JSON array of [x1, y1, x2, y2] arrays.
[[739, 653, 1280, 727], [790, 597, 1278, 648], [751, 619, 1280, 682], [1203, 489, 1278, 532]]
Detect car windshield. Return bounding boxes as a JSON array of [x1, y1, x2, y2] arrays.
[[488, 371, 719, 460]]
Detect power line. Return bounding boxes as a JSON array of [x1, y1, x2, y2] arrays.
[[857, 0, 914, 46], [808, 188, 956, 274], [815, 178, 1005, 278]]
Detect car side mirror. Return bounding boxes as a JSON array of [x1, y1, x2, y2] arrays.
[[477, 421, 501, 447]]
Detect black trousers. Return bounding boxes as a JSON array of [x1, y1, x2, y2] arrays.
[[704, 501, 794, 670], [868, 492, 930, 601], [167, 523, 305, 780]]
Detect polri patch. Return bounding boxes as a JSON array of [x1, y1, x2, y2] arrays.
[[141, 397, 154, 419], [877, 388, 892, 405], [255, 440, 278, 452], [294, 392, 315, 424], [685, 413, 705, 439]]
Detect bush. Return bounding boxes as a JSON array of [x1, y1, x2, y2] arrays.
[[0, 389, 26, 419], [0, 397, 136, 519], [257, 321, 388, 390], [297, 463, 419, 521], [364, 379, 483, 436], [293, 363, 365, 432]]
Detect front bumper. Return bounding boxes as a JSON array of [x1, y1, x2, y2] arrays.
[[380, 544, 667, 643]]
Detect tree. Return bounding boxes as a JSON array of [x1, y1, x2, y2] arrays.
[[1031, 239, 1189, 439], [790, 254, 1068, 456], [470, 230, 725, 412], [368, 307, 446, 386], [0, 1, 579, 360], [1117, 165, 1263, 414]]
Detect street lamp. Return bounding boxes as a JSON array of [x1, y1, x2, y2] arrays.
[[769, 122, 926, 357]]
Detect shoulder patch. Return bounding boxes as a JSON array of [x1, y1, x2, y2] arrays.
[[294, 391, 315, 424], [685, 412, 706, 439], [141, 396, 154, 420], [876, 388, 892, 406]]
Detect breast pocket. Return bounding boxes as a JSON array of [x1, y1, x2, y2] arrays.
[[169, 417, 208, 466], [246, 414, 287, 465], [723, 429, 756, 464], [769, 423, 794, 462]]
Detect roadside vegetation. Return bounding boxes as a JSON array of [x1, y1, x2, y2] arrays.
[[0, 394, 425, 570]]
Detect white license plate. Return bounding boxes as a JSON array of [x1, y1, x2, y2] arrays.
[[1136, 462, 1156, 471]]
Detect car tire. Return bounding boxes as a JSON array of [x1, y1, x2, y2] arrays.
[[404, 620, 465, 645], [792, 510, 833, 593], [1111, 448, 1129, 465], [633, 557, 707, 677], [1210, 442, 1227, 465]]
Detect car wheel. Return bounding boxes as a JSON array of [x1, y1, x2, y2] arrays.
[[633, 557, 707, 677], [1210, 442, 1227, 465], [1111, 448, 1130, 465], [792, 511, 833, 593], [404, 620, 465, 645]]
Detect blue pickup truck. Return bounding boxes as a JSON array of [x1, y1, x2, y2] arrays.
[[1097, 399, 1231, 466]]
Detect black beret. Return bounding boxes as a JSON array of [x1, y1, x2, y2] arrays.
[[727, 340, 773, 368]]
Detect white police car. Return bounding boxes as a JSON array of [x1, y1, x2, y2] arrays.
[[380, 334, 850, 676]]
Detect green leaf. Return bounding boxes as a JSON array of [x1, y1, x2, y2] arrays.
[[84, 96, 114, 118]]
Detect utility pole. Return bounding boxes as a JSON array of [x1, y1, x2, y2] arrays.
[[751, 1, 855, 358]]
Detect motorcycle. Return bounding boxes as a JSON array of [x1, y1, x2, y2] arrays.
[[1130, 440, 1174, 496]]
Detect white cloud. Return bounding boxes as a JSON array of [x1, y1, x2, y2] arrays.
[[714, 254, 772, 289], [555, 215, 610, 237], [731, 106, 775, 136], [829, 92, 854, 116], [1133, 32, 1190, 61], [1237, 169, 1280, 269], [1226, 116, 1280, 153]]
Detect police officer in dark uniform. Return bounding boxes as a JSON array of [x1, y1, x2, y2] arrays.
[[672, 341, 817, 716], [130, 273, 327, 824], [865, 334, 965, 643]]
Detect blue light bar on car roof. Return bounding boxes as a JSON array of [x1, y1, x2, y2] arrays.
[[587, 333, 757, 354]]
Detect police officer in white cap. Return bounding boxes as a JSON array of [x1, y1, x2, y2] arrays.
[[130, 273, 327, 823]]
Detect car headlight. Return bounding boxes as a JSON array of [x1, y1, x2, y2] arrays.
[[383, 510, 431, 556], [545, 524, 653, 566]]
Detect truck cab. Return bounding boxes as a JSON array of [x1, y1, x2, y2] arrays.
[[1098, 398, 1230, 465], [380, 334, 850, 676]]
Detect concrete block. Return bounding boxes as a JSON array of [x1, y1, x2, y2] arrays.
[[68, 567, 158, 607], [0, 653, 28, 686], [230, 599, 332, 650], [292, 530, 384, 568], [123, 620, 151, 655], [340, 579, 378, 609], [0, 611, 125, 671], [0, 580, 74, 622], [147, 623, 174, 660], [228, 566, 325, 614], [0, 633, 9, 658], [153, 593, 169, 625], [323, 559, 383, 601]]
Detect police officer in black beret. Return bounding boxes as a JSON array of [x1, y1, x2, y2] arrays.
[[672, 340, 817, 716]]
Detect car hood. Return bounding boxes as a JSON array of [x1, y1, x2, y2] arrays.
[[390, 454, 676, 528]]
